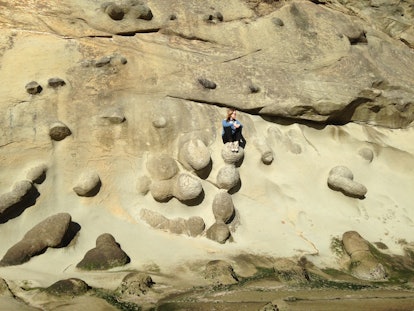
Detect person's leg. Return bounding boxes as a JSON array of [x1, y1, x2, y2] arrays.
[[222, 126, 233, 144]]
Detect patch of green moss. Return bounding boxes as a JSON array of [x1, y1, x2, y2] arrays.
[[365, 244, 414, 284], [330, 236, 345, 258], [305, 272, 376, 290], [236, 267, 276, 286], [93, 288, 141, 311]]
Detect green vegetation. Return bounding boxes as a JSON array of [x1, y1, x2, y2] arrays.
[[330, 236, 345, 258], [93, 288, 142, 311]]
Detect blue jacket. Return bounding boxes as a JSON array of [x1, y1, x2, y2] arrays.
[[222, 119, 242, 135]]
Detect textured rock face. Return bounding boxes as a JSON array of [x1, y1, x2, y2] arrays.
[[0, 0, 413, 306], [342, 231, 387, 281], [204, 260, 239, 285], [118, 272, 155, 296]]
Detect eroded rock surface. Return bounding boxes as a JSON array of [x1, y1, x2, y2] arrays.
[[140, 209, 205, 237], [342, 231, 387, 281], [0, 213, 73, 266], [204, 260, 238, 285], [117, 272, 155, 296], [45, 278, 90, 296]]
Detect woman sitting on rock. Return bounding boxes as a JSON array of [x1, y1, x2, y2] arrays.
[[222, 108, 243, 152]]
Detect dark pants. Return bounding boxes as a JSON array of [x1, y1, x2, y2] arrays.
[[222, 127, 245, 148]]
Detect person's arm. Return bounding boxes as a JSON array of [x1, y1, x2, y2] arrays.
[[222, 119, 232, 128], [233, 120, 242, 129]]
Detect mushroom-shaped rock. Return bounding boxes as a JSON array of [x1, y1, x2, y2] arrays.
[[172, 173, 203, 201], [73, 170, 101, 197], [26, 164, 47, 184], [212, 190, 235, 224], [118, 272, 155, 296], [101, 107, 126, 124], [178, 139, 211, 171], [358, 147, 374, 162], [342, 231, 387, 281], [327, 166, 367, 199], [204, 260, 238, 285], [25, 81, 42, 95], [221, 143, 244, 164], [76, 233, 130, 270], [253, 137, 274, 165], [0, 213, 72, 266], [49, 121, 72, 141], [216, 164, 240, 190], [45, 278, 89, 296], [206, 222, 231, 244], [48, 77, 66, 88], [146, 154, 178, 180]]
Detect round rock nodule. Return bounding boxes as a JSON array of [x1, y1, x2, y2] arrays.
[[49, 122, 72, 141], [25, 81, 42, 95], [73, 170, 101, 197]]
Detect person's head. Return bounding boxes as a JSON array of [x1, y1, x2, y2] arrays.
[[226, 108, 237, 121]]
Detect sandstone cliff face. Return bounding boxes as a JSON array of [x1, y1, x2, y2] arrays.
[[0, 0, 413, 301]]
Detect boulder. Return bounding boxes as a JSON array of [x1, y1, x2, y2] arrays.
[[25, 81, 42, 95], [118, 272, 155, 296], [178, 139, 211, 171], [0, 180, 39, 223], [212, 190, 235, 224], [45, 278, 89, 296], [76, 233, 130, 270], [216, 164, 240, 190], [73, 170, 101, 197], [342, 231, 387, 281], [49, 122, 72, 141], [149, 179, 173, 202], [204, 260, 238, 285], [0, 213, 73, 266], [26, 164, 47, 184], [221, 143, 244, 164], [146, 154, 178, 180], [327, 166, 367, 199], [47, 77, 66, 88], [206, 222, 231, 244], [172, 173, 203, 201]]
